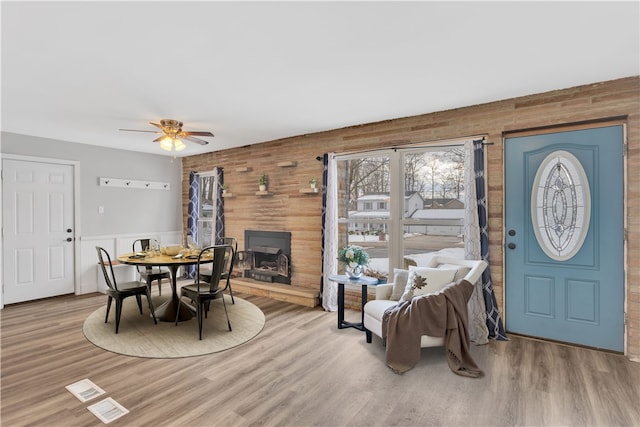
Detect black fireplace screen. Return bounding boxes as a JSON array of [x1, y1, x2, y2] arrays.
[[239, 230, 291, 284]]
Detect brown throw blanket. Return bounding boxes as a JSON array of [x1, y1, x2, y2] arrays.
[[381, 279, 483, 377]]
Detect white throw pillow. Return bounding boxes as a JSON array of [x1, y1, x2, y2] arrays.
[[438, 263, 471, 283], [400, 266, 458, 302], [389, 268, 409, 301]]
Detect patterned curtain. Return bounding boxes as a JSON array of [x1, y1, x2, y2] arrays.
[[321, 153, 339, 311], [473, 139, 508, 340], [320, 154, 328, 299], [463, 141, 490, 344], [214, 168, 225, 245], [186, 171, 199, 279]]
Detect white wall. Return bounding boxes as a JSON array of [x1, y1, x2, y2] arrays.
[[1, 132, 185, 300], [1, 132, 183, 235]]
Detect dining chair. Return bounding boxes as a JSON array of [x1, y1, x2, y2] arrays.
[[175, 244, 232, 340], [199, 237, 237, 304], [96, 246, 157, 333], [132, 238, 171, 296]]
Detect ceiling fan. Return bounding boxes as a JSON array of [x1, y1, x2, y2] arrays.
[[120, 119, 214, 152]]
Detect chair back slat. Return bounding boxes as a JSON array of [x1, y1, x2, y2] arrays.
[[96, 246, 118, 291], [133, 238, 157, 273], [222, 237, 237, 273], [222, 237, 238, 251], [196, 245, 230, 293], [134, 238, 151, 252]]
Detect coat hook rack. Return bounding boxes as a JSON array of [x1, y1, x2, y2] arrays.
[[99, 177, 170, 190]]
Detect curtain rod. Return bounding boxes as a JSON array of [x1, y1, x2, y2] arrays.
[[329, 136, 489, 159]]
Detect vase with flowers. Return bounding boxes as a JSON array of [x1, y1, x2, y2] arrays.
[[338, 245, 369, 279]]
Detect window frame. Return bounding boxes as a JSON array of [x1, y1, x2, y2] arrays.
[[334, 140, 471, 273], [196, 170, 218, 247]]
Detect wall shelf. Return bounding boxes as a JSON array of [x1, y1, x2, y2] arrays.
[[300, 188, 320, 194], [222, 192, 234, 198], [255, 191, 273, 196], [99, 177, 170, 190], [277, 161, 297, 167]]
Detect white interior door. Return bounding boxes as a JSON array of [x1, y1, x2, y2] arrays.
[[2, 159, 75, 304]]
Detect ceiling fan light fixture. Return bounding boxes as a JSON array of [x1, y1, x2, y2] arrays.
[[121, 119, 213, 152], [174, 139, 186, 151], [159, 136, 174, 151]]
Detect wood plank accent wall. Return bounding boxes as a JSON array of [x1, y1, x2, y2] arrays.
[[182, 76, 640, 361]]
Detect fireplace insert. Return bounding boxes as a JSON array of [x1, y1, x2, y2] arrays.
[[238, 230, 291, 284]]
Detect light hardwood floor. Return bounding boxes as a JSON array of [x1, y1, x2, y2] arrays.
[[1, 285, 639, 427]]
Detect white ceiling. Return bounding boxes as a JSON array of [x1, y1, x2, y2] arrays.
[[2, 1, 638, 157]]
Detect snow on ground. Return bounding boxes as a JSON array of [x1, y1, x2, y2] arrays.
[[366, 247, 465, 276], [347, 233, 465, 276]]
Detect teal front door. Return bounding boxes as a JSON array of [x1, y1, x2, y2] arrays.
[[505, 125, 624, 351]]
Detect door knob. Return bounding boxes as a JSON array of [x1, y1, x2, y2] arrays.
[[507, 242, 516, 249], [66, 237, 73, 242], [67, 228, 72, 233], [508, 229, 516, 236]]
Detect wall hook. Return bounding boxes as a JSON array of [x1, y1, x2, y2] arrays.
[[99, 177, 170, 190]]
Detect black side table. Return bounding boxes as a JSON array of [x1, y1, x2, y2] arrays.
[[328, 275, 378, 338]]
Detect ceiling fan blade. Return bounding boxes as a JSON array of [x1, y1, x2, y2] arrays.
[[181, 135, 209, 146], [149, 122, 164, 130], [183, 131, 215, 137], [152, 136, 166, 143], [119, 128, 161, 133]]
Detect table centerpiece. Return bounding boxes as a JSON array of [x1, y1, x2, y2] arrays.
[[338, 245, 369, 279]]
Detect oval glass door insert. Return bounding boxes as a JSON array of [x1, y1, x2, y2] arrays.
[[531, 150, 591, 261]]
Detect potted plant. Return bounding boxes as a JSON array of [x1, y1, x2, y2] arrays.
[[259, 173, 268, 191], [309, 177, 317, 189], [221, 183, 229, 194]]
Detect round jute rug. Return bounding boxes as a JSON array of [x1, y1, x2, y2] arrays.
[[83, 295, 265, 358]]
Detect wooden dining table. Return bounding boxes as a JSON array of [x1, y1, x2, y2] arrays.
[[117, 251, 212, 322]]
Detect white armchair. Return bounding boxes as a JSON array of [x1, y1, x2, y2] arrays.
[[363, 256, 488, 346]]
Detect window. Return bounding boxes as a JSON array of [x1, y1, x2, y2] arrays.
[[196, 171, 218, 247], [531, 150, 590, 261], [336, 143, 466, 276]]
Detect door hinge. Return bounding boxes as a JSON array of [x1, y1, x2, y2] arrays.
[[623, 143, 628, 157]]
